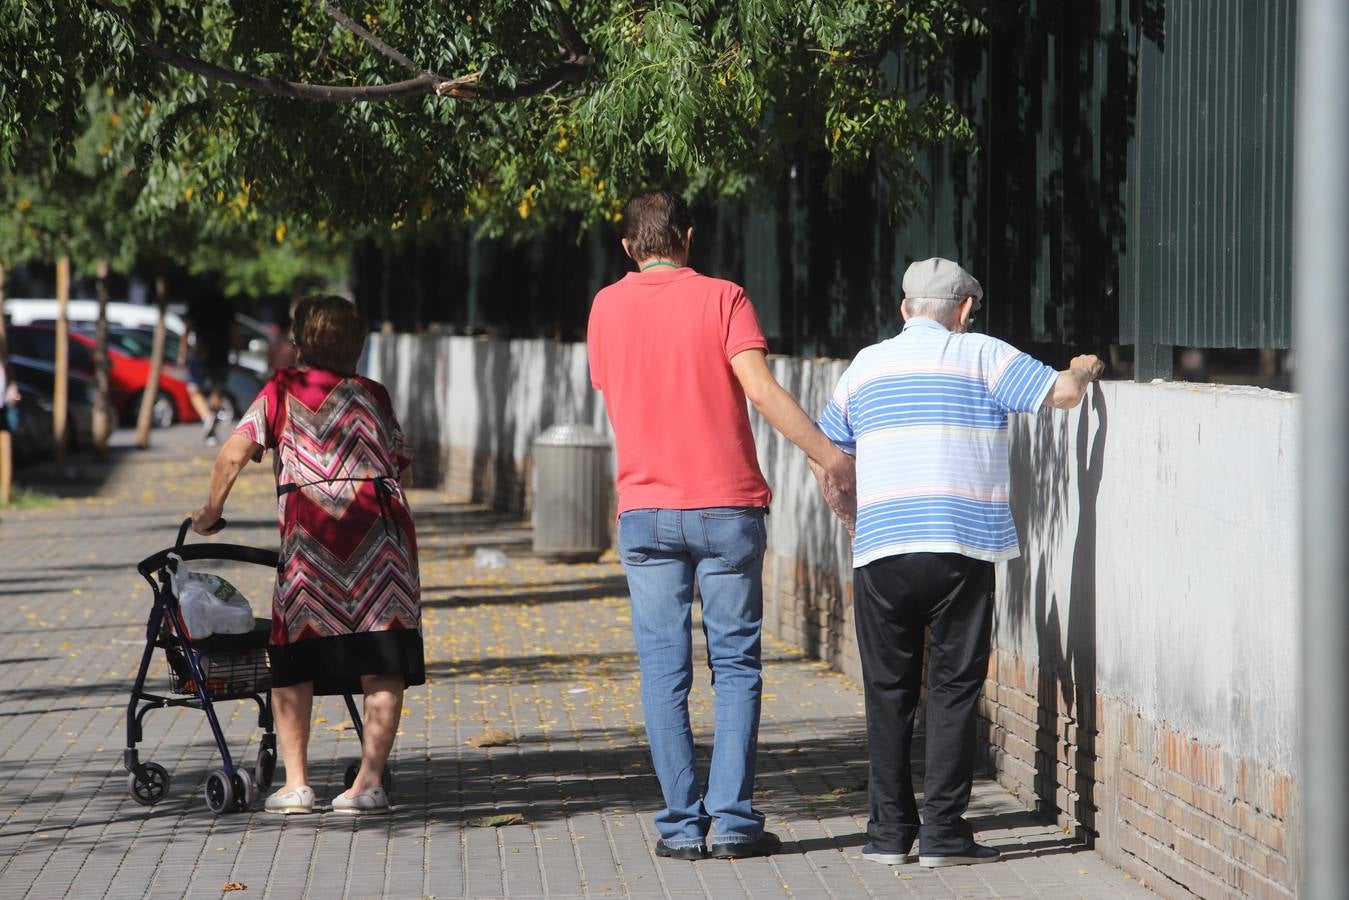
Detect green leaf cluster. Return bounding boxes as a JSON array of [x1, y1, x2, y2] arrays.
[[2, 1, 985, 245]]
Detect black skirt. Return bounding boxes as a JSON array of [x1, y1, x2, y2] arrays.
[[268, 628, 426, 696]]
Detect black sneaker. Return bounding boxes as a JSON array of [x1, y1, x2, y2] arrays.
[[861, 842, 911, 865], [708, 831, 781, 859], [655, 840, 707, 861], [918, 843, 1000, 867]]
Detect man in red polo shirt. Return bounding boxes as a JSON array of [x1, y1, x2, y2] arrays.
[[587, 189, 854, 861]]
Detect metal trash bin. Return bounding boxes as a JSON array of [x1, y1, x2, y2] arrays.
[[532, 424, 613, 562]]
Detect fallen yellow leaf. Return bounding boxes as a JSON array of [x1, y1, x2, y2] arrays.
[[467, 727, 515, 748]]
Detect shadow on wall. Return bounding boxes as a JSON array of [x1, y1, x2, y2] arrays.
[[466, 339, 608, 513], [369, 336, 607, 512], [1003, 385, 1108, 843], [472, 339, 512, 507]]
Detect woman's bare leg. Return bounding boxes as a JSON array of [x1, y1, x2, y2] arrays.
[[342, 674, 404, 795], [272, 681, 314, 790]]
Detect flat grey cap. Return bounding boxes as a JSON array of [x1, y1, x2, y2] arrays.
[[902, 257, 984, 309]]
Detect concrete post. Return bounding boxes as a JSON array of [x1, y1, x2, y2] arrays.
[[1294, 0, 1349, 894]]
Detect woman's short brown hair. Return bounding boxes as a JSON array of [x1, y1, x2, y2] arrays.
[[622, 190, 692, 262], [293, 295, 366, 374]]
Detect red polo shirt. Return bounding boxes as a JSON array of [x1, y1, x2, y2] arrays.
[[587, 266, 772, 514]]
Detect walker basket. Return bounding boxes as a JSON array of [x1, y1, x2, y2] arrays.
[[164, 618, 272, 697]]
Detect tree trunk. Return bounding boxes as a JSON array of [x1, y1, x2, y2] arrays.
[[0, 263, 11, 506], [53, 255, 70, 468], [135, 272, 169, 449], [92, 258, 112, 458]]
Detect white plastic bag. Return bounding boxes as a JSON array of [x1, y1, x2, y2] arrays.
[[473, 547, 509, 569], [169, 556, 255, 640]]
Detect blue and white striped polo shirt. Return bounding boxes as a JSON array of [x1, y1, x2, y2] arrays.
[[817, 317, 1058, 567]]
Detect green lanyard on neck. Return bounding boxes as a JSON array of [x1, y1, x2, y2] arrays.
[[640, 260, 681, 272]]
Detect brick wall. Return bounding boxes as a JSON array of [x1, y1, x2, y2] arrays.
[[762, 549, 860, 684], [978, 646, 1295, 899], [760, 556, 1299, 899]]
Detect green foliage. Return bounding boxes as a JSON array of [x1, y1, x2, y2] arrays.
[[1, 0, 985, 242], [0, 70, 344, 297], [188, 229, 350, 298], [0, 85, 137, 271]]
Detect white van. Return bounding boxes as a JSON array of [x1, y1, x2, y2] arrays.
[[5, 298, 187, 334], [4, 299, 271, 374]]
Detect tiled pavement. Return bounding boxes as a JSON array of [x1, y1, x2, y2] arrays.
[[0, 427, 1155, 899]]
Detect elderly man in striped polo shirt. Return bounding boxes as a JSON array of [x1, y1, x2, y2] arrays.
[[814, 258, 1103, 869]]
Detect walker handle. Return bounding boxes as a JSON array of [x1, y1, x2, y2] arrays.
[[176, 516, 227, 548]]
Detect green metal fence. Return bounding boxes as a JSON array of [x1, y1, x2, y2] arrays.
[[356, 1, 1297, 380], [1122, 0, 1296, 356]]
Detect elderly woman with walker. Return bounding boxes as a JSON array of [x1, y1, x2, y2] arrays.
[[192, 295, 423, 814]]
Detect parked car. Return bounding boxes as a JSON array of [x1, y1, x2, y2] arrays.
[[5, 298, 187, 339], [233, 313, 276, 375], [6, 324, 263, 429], [96, 326, 264, 423], [83, 327, 197, 426], [4, 299, 273, 375], [7, 355, 107, 458], [9, 382, 58, 463], [219, 364, 266, 422], [8, 325, 195, 429]]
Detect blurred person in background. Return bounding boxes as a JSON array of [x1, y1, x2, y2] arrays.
[[181, 293, 236, 444], [267, 312, 299, 376]]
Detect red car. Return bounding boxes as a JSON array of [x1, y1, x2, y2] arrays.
[[8, 325, 199, 428]]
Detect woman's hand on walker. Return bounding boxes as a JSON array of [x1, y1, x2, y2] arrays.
[[191, 505, 225, 536]]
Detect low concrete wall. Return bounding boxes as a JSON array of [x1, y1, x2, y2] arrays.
[[990, 383, 1299, 899], [369, 334, 1299, 898], [368, 334, 611, 511]]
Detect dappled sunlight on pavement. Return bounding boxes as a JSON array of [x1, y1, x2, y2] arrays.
[[0, 425, 1153, 898]]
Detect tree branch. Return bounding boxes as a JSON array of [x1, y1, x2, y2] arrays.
[[89, 0, 591, 104], [547, 1, 590, 64], [449, 61, 588, 101], [322, 4, 426, 76]]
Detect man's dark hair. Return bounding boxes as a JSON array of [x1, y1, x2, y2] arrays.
[[622, 190, 692, 262]]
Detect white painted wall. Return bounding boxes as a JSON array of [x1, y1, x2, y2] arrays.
[[367, 335, 1298, 772], [1001, 382, 1299, 772], [367, 334, 612, 467]]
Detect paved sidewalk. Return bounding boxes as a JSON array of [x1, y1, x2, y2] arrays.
[[0, 428, 1154, 899]]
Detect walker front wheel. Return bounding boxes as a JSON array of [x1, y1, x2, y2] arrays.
[[128, 762, 170, 806], [204, 769, 234, 814], [254, 741, 277, 792], [233, 767, 255, 811]]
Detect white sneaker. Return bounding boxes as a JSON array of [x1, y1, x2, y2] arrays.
[[861, 844, 911, 865], [331, 785, 389, 814], [264, 785, 315, 814]]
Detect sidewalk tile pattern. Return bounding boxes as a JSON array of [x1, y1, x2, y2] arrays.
[[0, 428, 1156, 899]]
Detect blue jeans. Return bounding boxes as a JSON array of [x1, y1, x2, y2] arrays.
[[618, 506, 768, 849]]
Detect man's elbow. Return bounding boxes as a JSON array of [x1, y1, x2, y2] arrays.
[[737, 376, 773, 409], [743, 386, 770, 409]]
